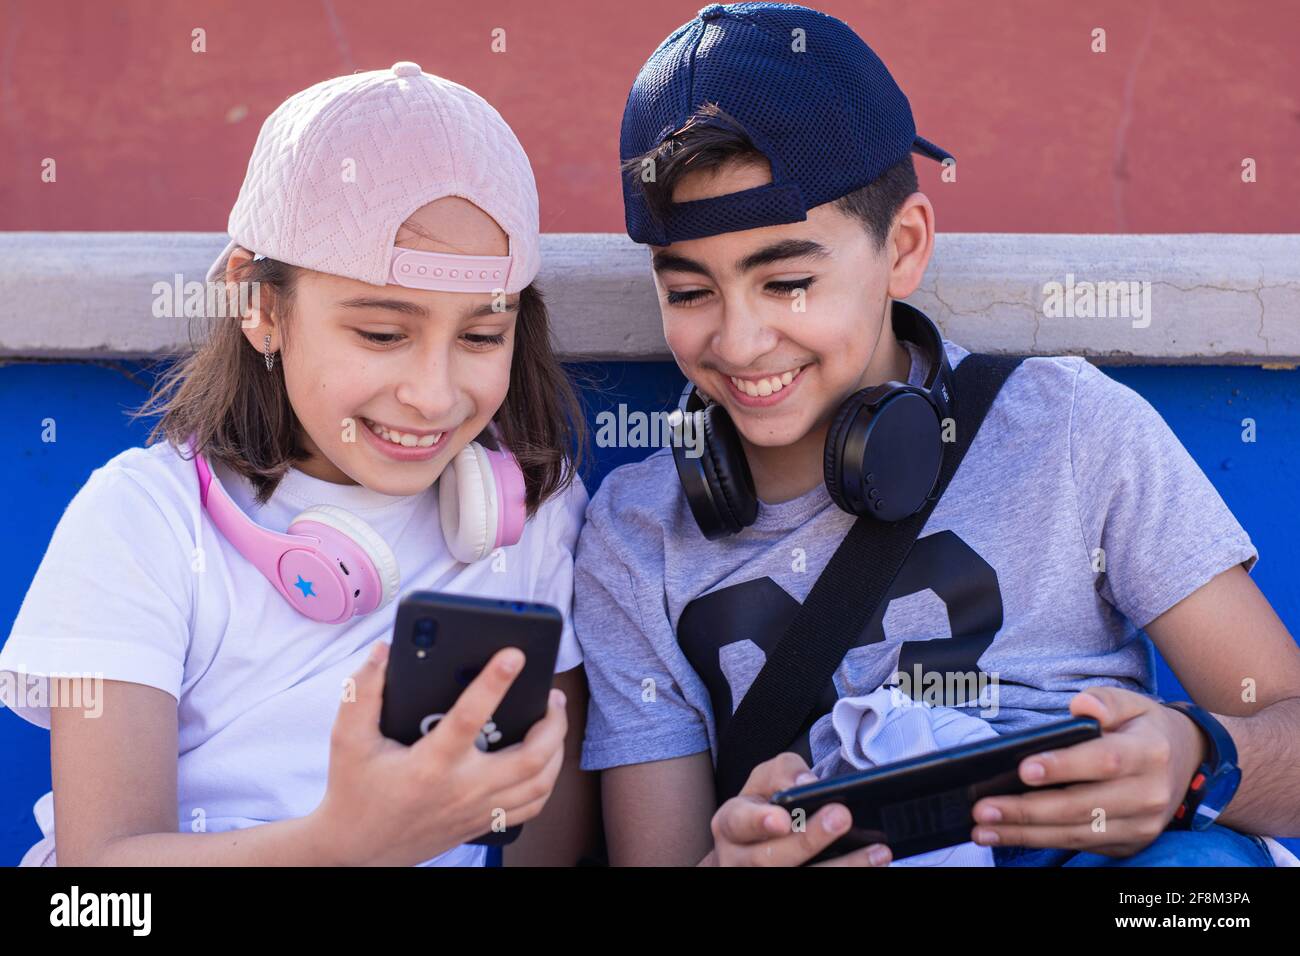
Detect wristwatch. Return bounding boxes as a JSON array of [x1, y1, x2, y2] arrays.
[[1163, 701, 1242, 831]]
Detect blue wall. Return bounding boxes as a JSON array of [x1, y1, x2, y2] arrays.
[[2, 360, 1297, 864]]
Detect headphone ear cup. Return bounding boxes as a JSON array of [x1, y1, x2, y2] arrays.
[[478, 443, 527, 550], [439, 442, 498, 563], [288, 504, 400, 620], [826, 389, 944, 521], [670, 407, 725, 539], [700, 403, 757, 534], [824, 391, 872, 515]]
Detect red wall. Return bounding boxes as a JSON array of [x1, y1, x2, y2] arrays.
[[2, 0, 1297, 233]]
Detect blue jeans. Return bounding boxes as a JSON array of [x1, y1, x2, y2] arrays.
[[992, 823, 1276, 867]]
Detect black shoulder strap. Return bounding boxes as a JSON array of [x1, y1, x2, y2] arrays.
[[713, 353, 1026, 804]]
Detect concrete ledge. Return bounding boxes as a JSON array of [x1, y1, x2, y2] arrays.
[[1, 232, 1297, 364]]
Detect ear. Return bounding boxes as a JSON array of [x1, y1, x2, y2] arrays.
[[228, 247, 281, 355], [886, 191, 936, 301]]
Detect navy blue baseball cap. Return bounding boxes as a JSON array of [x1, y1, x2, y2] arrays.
[[620, 2, 952, 246]]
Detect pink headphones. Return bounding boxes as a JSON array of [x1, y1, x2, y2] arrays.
[[194, 436, 528, 625]]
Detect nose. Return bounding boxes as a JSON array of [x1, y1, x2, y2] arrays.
[[711, 301, 780, 372], [393, 347, 461, 425]]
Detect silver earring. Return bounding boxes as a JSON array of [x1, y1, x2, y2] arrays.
[[264, 333, 276, 372]]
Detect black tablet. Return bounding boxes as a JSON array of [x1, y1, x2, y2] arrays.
[[770, 715, 1102, 863]]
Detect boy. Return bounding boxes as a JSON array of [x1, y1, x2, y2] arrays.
[[574, 2, 1300, 866]]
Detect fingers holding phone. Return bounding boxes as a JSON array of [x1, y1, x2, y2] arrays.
[[412, 647, 568, 823], [315, 638, 486, 866], [329, 638, 392, 755], [412, 645, 526, 759], [708, 753, 892, 867], [462, 680, 570, 825], [313, 593, 567, 865], [382, 593, 565, 849]]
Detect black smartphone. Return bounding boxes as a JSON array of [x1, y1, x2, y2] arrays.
[[770, 715, 1102, 863], [379, 590, 562, 847]]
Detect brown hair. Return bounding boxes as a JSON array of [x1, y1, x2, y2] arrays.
[[621, 102, 918, 249], [131, 249, 589, 517]]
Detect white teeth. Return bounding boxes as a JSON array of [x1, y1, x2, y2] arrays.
[[729, 365, 803, 398], [364, 418, 443, 448]]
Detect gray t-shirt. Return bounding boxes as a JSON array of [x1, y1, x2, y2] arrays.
[[573, 339, 1259, 772]]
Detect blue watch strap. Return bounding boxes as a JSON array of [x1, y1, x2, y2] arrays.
[[1163, 700, 1241, 830]]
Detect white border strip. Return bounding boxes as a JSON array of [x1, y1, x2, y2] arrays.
[[1, 232, 1297, 364]]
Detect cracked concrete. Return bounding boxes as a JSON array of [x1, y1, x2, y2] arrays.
[[0, 232, 1296, 364]]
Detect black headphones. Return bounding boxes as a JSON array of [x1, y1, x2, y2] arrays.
[[668, 300, 956, 540]]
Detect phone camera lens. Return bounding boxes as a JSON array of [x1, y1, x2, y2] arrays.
[[413, 618, 437, 648]]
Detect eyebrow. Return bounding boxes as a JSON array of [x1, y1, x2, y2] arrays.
[[651, 238, 831, 279], [336, 296, 519, 321]]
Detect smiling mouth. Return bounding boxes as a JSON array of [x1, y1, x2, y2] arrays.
[[361, 417, 446, 448], [727, 363, 808, 398]]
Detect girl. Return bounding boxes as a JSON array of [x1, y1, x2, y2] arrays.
[[0, 62, 598, 866]]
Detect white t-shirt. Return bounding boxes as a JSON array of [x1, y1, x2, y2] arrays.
[[0, 438, 587, 867]]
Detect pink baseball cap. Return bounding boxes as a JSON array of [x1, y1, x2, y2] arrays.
[[206, 61, 540, 294]]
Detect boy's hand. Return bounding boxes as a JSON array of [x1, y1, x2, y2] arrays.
[[969, 686, 1206, 857], [705, 752, 892, 867]]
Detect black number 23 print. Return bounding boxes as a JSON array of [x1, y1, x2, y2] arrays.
[[676, 530, 1005, 758]]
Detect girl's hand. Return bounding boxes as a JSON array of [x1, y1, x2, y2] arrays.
[[312, 640, 568, 866], [706, 753, 893, 867]]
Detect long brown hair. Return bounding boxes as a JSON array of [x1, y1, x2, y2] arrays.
[[131, 251, 589, 517]]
